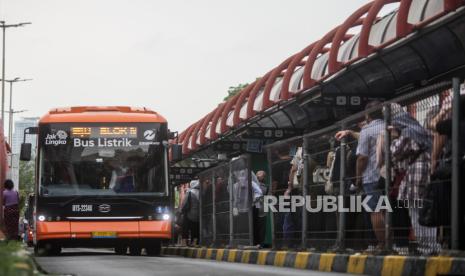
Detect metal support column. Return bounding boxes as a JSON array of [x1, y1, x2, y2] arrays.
[[383, 104, 392, 251], [199, 177, 203, 246], [229, 162, 234, 247], [451, 77, 461, 250], [301, 139, 308, 249], [212, 172, 217, 246], [170, 184, 176, 245], [247, 155, 254, 246], [336, 127, 347, 251], [266, 148, 276, 250]]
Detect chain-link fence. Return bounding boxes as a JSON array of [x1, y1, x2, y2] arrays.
[[199, 170, 214, 246], [197, 155, 254, 247], [214, 164, 230, 247], [266, 137, 303, 249], [191, 79, 463, 254], [230, 155, 253, 247], [263, 79, 463, 255]]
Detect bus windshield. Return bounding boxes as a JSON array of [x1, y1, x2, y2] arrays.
[[38, 123, 168, 197]]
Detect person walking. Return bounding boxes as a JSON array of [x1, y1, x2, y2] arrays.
[[3, 179, 20, 240]]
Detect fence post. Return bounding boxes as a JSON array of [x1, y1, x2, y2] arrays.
[[337, 125, 346, 251], [212, 172, 217, 246], [383, 103, 392, 252], [301, 138, 308, 249], [229, 161, 234, 247], [247, 155, 254, 246], [451, 77, 462, 250], [266, 148, 276, 250], [170, 183, 176, 245], [199, 175, 203, 246]]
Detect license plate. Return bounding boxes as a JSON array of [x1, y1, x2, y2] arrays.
[[92, 231, 117, 238]]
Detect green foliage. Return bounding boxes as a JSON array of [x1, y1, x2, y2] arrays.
[[19, 161, 35, 214], [0, 240, 39, 275], [19, 161, 35, 192], [223, 83, 249, 101]]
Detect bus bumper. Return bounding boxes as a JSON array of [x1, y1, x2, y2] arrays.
[[36, 220, 171, 241]]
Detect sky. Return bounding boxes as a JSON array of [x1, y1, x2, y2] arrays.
[[0, 0, 371, 133]]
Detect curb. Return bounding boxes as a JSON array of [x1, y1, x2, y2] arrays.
[[162, 247, 465, 276]]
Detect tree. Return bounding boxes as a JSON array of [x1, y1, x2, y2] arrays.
[[18, 161, 35, 212], [223, 83, 249, 101], [19, 161, 35, 192]]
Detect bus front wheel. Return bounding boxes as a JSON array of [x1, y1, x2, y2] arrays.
[[129, 244, 142, 256], [34, 242, 61, 256], [115, 245, 127, 255], [146, 241, 161, 256]]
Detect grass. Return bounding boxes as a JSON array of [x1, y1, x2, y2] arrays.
[[0, 240, 42, 276]]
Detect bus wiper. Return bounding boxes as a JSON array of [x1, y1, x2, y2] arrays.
[[59, 196, 84, 207], [124, 197, 153, 206]]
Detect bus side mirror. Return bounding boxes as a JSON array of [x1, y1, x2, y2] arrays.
[[168, 130, 178, 140], [171, 144, 183, 162], [20, 143, 32, 161]]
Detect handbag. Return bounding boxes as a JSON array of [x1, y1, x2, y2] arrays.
[[418, 140, 452, 227], [418, 166, 451, 227]]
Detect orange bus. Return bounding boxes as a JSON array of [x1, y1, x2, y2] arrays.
[[20, 106, 182, 256]]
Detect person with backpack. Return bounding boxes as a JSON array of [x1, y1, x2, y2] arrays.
[[180, 180, 200, 246]]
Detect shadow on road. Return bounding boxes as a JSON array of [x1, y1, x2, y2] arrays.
[[54, 248, 168, 258]]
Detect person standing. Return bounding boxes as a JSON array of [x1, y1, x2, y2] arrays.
[[355, 101, 386, 250], [283, 146, 303, 247], [180, 180, 200, 246], [253, 171, 268, 247], [3, 179, 20, 240]]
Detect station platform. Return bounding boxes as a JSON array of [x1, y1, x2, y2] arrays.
[[162, 246, 465, 276]]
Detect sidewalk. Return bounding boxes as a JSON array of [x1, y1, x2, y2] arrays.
[[0, 240, 44, 276], [162, 246, 465, 276]]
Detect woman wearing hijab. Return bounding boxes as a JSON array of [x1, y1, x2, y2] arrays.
[[3, 179, 20, 240]]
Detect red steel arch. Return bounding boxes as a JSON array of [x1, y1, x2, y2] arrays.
[[261, 55, 296, 111], [179, 124, 195, 144], [208, 102, 227, 140], [280, 42, 317, 101], [189, 115, 209, 150], [246, 71, 272, 118], [328, 2, 373, 74], [198, 109, 217, 146], [396, 0, 414, 38], [177, 0, 465, 157], [359, 0, 399, 57], [181, 123, 198, 154], [232, 82, 256, 126], [302, 26, 340, 89], [219, 93, 241, 133]]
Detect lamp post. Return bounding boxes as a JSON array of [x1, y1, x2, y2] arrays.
[[5, 108, 27, 148], [0, 21, 31, 124], [0, 78, 33, 145]]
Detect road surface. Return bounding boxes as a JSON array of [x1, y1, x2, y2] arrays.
[[35, 248, 355, 276]]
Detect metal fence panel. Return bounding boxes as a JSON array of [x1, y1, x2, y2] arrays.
[[229, 155, 253, 246], [213, 164, 230, 247], [266, 137, 303, 249], [192, 79, 462, 255], [304, 126, 348, 251], [263, 80, 460, 255], [199, 170, 214, 246]]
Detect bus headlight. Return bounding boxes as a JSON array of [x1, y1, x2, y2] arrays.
[[38, 215, 45, 222], [162, 214, 170, 221]]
